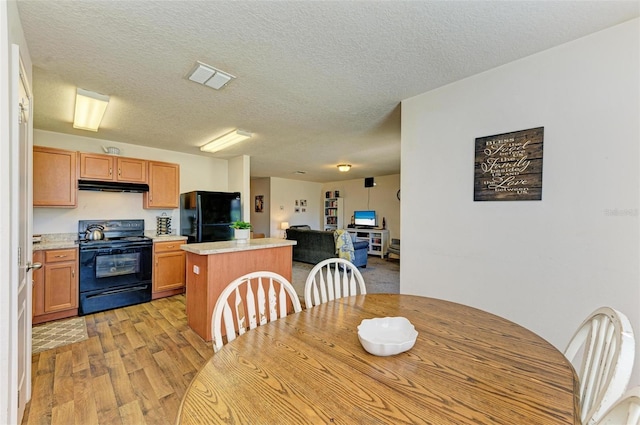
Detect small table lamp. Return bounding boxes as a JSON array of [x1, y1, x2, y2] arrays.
[[280, 222, 290, 238]]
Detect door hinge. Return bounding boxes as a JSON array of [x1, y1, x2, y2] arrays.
[[18, 101, 27, 124]]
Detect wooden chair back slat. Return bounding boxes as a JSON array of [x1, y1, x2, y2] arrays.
[[564, 307, 635, 425], [304, 258, 366, 308], [212, 271, 302, 353]]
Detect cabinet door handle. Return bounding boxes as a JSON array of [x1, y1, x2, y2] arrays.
[[167, 245, 175, 249], [26, 262, 42, 272], [118, 168, 121, 176], [72, 269, 75, 278], [54, 254, 67, 258], [109, 167, 113, 176]]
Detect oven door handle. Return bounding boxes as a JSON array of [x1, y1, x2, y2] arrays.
[[85, 285, 149, 298]]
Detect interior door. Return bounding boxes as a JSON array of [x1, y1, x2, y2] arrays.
[[15, 45, 33, 423]]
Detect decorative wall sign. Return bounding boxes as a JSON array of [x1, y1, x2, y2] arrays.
[[254, 195, 264, 212], [474, 127, 544, 201]]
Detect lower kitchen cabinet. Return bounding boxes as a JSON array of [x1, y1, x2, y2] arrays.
[[33, 248, 79, 324], [152, 240, 186, 299]]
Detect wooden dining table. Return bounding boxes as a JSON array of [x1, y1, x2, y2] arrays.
[[177, 294, 580, 424]]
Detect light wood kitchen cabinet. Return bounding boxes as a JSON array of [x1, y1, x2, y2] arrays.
[[79, 153, 147, 183], [33, 146, 77, 207], [144, 161, 180, 209], [33, 248, 79, 324], [152, 240, 186, 299]]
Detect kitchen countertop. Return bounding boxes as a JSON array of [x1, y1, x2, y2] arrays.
[[145, 233, 188, 242], [32, 233, 187, 251], [33, 233, 77, 251], [180, 238, 296, 255]]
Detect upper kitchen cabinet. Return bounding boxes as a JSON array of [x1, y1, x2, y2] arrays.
[[79, 153, 147, 183], [33, 146, 77, 207], [144, 161, 180, 209]]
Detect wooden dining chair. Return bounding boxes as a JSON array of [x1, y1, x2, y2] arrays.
[[304, 258, 366, 308], [595, 386, 640, 425], [211, 271, 302, 353], [564, 307, 635, 425]]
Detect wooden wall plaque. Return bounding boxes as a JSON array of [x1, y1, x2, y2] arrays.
[[474, 127, 544, 201]]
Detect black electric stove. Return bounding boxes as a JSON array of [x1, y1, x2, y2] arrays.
[[77, 219, 153, 315]]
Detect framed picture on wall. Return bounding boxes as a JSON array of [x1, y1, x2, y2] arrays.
[[255, 195, 264, 213], [474, 127, 544, 201]]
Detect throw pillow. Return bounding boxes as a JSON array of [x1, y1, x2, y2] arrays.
[[334, 229, 354, 263]]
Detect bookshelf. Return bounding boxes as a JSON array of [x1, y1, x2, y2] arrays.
[[324, 197, 343, 231], [346, 228, 390, 258]]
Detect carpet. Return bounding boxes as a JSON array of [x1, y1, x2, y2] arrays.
[[32, 317, 88, 354], [291, 256, 400, 302]]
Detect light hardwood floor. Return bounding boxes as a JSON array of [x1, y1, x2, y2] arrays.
[[22, 295, 213, 425]]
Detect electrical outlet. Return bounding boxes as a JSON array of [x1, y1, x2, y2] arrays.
[[193, 265, 199, 274]]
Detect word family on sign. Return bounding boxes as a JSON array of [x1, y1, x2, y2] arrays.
[[474, 127, 543, 201]]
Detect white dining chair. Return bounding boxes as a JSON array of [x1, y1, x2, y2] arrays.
[[564, 307, 635, 425], [211, 271, 302, 353], [595, 386, 640, 425], [304, 258, 366, 308]]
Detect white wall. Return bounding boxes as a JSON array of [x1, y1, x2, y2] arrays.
[[228, 155, 250, 222], [269, 177, 323, 235], [322, 174, 400, 239], [250, 175, 401, 239], [402, 18, 639, 386], [250, 177, 271, 236], [33, 130, 230, 234]]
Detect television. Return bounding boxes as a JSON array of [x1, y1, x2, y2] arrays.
[[354, 210, 376, 228]]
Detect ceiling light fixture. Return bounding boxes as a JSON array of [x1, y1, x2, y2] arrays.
[[73, 88, 110, 132], [187, 61, 235, 90], [337, 164, 352, 172], [200, 129, 252, 153]]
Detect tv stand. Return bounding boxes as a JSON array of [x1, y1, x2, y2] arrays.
[[345, 228, 389, 258]]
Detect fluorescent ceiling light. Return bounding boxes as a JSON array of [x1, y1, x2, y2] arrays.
[[337, 164, 352, 172], [187, 62, 235, 90], [73, 88, 109, 132], [200, 129, 252, 153]]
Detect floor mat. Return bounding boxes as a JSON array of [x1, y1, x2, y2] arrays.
[[32, 317, 88, 354]]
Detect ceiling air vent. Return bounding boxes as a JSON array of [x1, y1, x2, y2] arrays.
[[187, 61, 235, 90]]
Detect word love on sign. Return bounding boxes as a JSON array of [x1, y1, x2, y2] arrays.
[[474, 127, 543, 201]]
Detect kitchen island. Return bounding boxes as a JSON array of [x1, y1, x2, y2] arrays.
[[180, 238, 297, 341]]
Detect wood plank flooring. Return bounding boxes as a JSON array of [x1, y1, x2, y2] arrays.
[[22, 295, 213, 425]]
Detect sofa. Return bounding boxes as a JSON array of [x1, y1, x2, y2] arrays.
[[286, 226, 369, 267]]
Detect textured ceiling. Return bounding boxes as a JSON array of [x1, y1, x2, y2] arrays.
[[16, 1, 639, 182]]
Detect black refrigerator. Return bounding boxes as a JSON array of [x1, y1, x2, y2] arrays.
[[180, 191, 242, 243]]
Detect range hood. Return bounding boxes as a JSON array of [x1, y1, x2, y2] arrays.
[[78, 179, 149, 193]]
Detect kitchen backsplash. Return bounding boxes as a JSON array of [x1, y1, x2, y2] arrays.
[[33, 190, 178, 235]]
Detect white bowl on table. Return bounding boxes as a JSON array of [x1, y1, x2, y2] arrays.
[[357, 317, 418, 356]]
